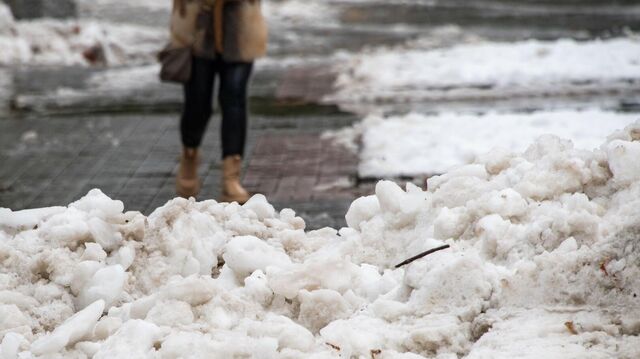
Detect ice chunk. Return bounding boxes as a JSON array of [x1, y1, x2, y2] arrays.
[[82, 243, 107, 262], [268, 257, 360, 299], [76, 265, 126, 310], [30, 299, 104, 355], [223, 236, 292, 278], [298, 289, 352, 333], [375, 180, 407, 213], [160, 276, 216, 306], [70, 260, 102, 296], [243, 270, 274, 305], [93, 316, 122, 340], [145, 300, 194, 326], [0, 304, 30, 334], [70, 189, 125, 221], [555, 237, 578, 253], [346, 195, 380, 230], [243, 194, 276, 220], [607, 139, 640, 186], [0, 206, 65, 232], [75, 341, 101, 356], [93, 320, 163, 358], [0, 291, 39, 310], [406, 253, 495, 313], [243, 314, 315, 352], [469, 189, 528, 218], [1, 333, 24, 359], [107, 245, 136, 270], [433, 207, 471, 240], [87, 217, 123, 252]]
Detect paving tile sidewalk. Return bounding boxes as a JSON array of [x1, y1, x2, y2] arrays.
[[0, 112, 360, 229]]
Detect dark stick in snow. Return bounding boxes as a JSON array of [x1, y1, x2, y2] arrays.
[[395, 244, 450, 268]]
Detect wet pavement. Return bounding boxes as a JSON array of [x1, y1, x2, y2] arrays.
[[0, 110, 360, 229], [2, 0, 640, 226]]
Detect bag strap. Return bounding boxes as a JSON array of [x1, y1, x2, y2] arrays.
[[214, 0, 225, 53], [174, 0, 187, 16]]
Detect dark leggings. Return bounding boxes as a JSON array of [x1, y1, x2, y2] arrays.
[[181, 56, 253, 158]]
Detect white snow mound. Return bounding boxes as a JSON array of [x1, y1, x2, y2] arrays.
[[2, 124, 640, 357], [349, 109, 640, 177], [331, 37, 640, 103]]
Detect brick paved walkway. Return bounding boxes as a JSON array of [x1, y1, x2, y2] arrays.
[[0, 111, 360, 229], [244, 133, 359, 228]]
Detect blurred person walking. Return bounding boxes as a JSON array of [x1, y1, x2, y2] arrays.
[[160, 0, 267, 203]]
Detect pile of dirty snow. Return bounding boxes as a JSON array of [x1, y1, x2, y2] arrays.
[[2, 124, 640, 357]]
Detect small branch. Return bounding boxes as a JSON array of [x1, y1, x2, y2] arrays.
[[395, 244, 450, 268]]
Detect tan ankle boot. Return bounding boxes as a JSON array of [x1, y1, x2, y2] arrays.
[[176, 147, 201, 198], [221, 155, 250, 204]]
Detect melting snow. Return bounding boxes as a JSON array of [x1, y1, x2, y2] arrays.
[[330, 37, 640, 103], [336, 109, 640, 177]]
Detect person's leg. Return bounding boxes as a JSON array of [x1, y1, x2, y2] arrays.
[[176, 57, 216, 198], [218, 61, 253, 158], [217, 60, 253, 203], [181, 57, 216, 148]]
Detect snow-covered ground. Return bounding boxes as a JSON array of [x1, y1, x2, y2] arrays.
[[2, 123, 640, 358], [79, 0, 170, 12], [332, 109, 640, 177], [0, 0, 345, 68], [0, 3, 165, 67], [325, 33, 640, 178], [0, 68, 13, 116], [330, 37, 640, 104]]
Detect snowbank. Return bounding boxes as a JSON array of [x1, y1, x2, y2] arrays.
[[0, 0, 344, 68], [338, 109, 640, 177], [2, 124, 640, 357], [0, 3, 165, 67], [78, 0, 170, 12], [330, 37, 640, 103], [0, 68, 13, 115], [264, 0, 338, 26]]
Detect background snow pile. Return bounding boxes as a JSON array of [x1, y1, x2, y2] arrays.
[[2, 125, 640, 357], [0, 3, 165, 66], [330, 37, 640, 103], [346, 109, 639, 177], [0, 0, 338, 68]]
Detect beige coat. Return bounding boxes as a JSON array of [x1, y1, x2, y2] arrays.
[[169, 0, 268, 62]]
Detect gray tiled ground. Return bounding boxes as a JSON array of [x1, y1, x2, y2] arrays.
[[0, 111, 360, 229]]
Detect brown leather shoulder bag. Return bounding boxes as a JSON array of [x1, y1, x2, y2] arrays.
[[158, 44, 192, 84]]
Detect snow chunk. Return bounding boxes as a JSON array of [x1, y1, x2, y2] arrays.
[[76, 265, 125, 310], [70, 189, 124, 221], [243, 194, 276, 220], [145, 300, 194, 327], [0, 206, 65, 232], [223, 236, 292, 278], [82, 242, 107, 262], [1, 333, 26, 359], [30, 299, 105, 355], [346, 195, 380, 230], [298, 289, 352, 333], [607, 139, 640, 186], [93, 320, 163, 358]]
